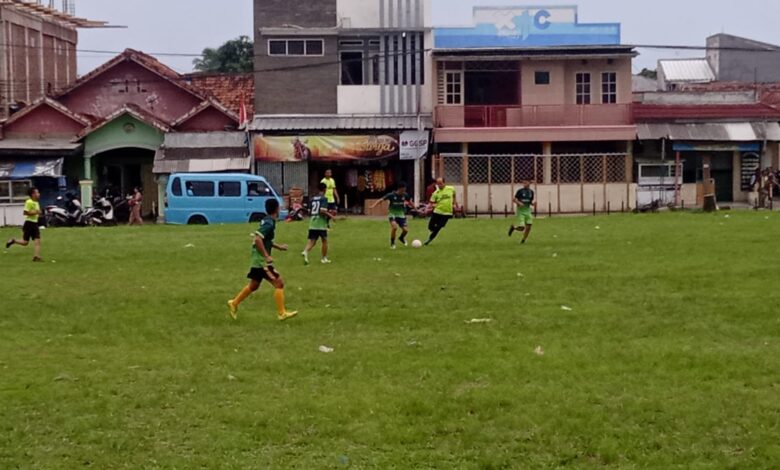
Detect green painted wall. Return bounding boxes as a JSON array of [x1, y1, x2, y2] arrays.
[[84, 114, 164, 159]]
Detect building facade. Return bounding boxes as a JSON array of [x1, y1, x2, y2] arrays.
[[0, 1, 107, 118], [432, 6, 637, 214], [250, 0, 433, 211]]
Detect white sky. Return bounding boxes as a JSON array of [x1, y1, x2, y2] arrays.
[[76, 0, 780, 75]]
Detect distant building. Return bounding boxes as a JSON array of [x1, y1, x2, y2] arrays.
[[0, 1, 108, 118], [250, 0, 433, 209], [432, 5, 637, 214]]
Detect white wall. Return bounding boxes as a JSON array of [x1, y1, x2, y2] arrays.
[[1, 204, 25, 227], [338, 85, 382, 114], [337, 0, 431, 29]]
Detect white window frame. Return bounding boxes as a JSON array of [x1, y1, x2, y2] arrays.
[[267, 39, 325, 57], [601, 72, 617, 104], [444, 71, 464, 105], [575, 72, 592, 105], [0, 179, 32, 204]]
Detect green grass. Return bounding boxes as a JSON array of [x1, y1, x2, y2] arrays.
[[1, 212, 779, 469]]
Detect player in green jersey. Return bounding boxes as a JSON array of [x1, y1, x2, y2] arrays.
[[509, 180, 535, 244], [370, 181, 414, 249], [302, 182, 333, 265], [227, 198, 297, 321]]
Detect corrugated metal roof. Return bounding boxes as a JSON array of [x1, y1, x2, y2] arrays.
[[659, 59, 715, 83], [162, 132, 247, 149], [153, 156, 250, 174], [637, 122, 780, 141], [250, 114, 433, 131], [0, 138, 82, 151]]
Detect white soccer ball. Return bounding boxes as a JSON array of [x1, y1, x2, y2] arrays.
[[411, 239, 423, 248]]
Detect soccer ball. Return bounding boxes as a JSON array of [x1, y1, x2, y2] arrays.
[[411, 240, 423, 248]]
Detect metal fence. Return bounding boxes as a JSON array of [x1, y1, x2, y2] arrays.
[[435, 153, 632, 215]]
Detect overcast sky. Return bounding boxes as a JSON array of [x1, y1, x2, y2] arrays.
[[76, 0, 779, 75]]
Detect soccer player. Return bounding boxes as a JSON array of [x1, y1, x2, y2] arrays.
[[509, 180, 535, 244], [424, 177, 457, 246], [227, 198, 297, 321], [302, 182, 333, 265], [6, 187, 43, 262], [370, 181, 413, 249], [321, 169, 339, 213]]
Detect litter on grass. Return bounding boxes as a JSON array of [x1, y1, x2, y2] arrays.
[[319, 345, 334, 353], [227, 374, 237, 381], [534, 346, 545, 356], [184, 243, 195, 248], [561, 306, 573, 311], [552, 253, 558, 258], [465, 318, 493, 324]]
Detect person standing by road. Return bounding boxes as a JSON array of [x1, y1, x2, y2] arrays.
[[6, 187, 44, 262], [128, 187, 143, 225]]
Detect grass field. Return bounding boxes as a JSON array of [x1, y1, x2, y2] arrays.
[[1, 212, 779, 469]]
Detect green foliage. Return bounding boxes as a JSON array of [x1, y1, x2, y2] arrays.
[[1, 213, 779, 467], [193, 36, 254, 73], [639, 68, 658, 80]]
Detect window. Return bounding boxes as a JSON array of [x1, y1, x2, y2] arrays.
[[0, 179, 31, 204], [186, 181, 214, 197], [247, 181, 271, 197], [576, 72, 591, 105], [340, 51, 364, 85], [306, 40, 323, 56], [445, 71, 463, 104], [602, 72, 617, 104], [171, 177, 182, 196], [219, 182, 241, 197], [267, 39, 324, 56], [535, 71, 550, 85]]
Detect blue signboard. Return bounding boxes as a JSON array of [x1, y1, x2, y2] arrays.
[[435, 6, 621, 49]]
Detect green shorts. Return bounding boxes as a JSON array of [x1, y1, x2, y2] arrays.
[[516, 209, 533, 226]]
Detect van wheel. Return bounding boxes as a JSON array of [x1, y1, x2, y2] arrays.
[[249, 213, 266, 223], [188, 215, 208, 225]]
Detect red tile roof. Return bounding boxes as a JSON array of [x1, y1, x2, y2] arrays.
[[183, 72, 254, 117], [634, 103, 780, 122]]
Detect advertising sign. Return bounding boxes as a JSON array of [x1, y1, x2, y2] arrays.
[[741, 152, 761, 191], [254, 135, 399, 162], [399, 131, 430, 161]]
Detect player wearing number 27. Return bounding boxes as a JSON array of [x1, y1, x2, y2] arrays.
[[302, 182, 333, 265]]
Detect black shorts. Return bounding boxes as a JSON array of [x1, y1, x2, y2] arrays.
[[327, 202, 338, 211], [429, 213, 452, 230], [247, 266, 280, 283], [22, 221, 40, 242], [308, 229, 328, 241]]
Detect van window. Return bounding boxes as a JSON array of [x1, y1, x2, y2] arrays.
[[172, 177, 182, 196], [219, 181, 241, 197], [247, 181, 271, 196], [186, 181, 215, 197]]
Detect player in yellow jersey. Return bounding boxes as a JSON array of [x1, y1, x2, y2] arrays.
[[6, 187, 43, 262]]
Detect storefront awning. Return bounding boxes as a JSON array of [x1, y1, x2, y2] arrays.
[[0, 158, 64, 178], [250, 114, 433, 131], [153, 132, 251, 174], [637, 122, 780, 141]]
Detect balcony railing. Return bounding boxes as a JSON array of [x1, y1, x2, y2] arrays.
[[435, 104, 633, 128]]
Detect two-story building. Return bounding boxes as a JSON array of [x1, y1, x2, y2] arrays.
[[250, 0, 433, 211], [432, 6, 637, 214]]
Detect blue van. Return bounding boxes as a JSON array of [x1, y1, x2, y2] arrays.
[[165, 173, 286, 225]]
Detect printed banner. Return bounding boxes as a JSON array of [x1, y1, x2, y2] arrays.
[[399, 131, 430, 161], [254, 135, 399, 162], [741, 152, 761, 191]]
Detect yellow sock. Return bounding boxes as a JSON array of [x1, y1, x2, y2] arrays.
[[274, 289, 286, 315], [233, 286, 253, 306]]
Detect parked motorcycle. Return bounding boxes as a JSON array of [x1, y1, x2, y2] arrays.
[[45, 193, 85, 227], [90, 196, 117, 226]]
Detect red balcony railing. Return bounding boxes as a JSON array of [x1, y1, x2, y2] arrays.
[[435, 104, 633, 128]]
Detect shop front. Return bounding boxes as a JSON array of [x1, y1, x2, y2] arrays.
[[252, 132, 428, 214]]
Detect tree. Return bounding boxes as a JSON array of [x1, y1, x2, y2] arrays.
[[193, 36, 254, 73], [639, 68, 658, 80]]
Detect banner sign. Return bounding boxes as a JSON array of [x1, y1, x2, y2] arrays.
[[399, 131, 430, 161], [741, 152, 761, 191], [254, 135, 399, 162]]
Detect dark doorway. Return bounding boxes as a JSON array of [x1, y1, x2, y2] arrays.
[[465, 71, 519, 105]]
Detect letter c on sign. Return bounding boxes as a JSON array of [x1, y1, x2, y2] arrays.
[[535, 10, 551, 29]]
